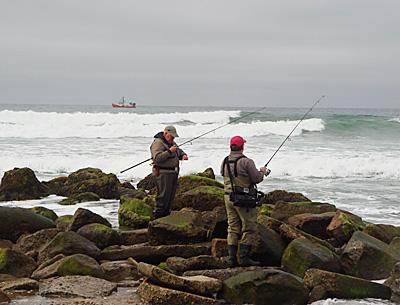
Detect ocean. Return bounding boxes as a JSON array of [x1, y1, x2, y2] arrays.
[[0, 104, 399, 305]]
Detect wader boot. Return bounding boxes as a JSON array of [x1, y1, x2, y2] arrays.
[[239, 244, 260, 267], [227, 245, 238, 268]]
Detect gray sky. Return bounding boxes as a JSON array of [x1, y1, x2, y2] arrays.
[[1, 1, 399, 108]]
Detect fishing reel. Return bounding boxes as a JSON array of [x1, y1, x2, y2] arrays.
[[264, 169, 271, 177]]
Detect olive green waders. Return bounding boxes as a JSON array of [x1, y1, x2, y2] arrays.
[[154, 172, 178, 218]]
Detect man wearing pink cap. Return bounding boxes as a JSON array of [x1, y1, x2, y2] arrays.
[[221, 135, 268, 267]]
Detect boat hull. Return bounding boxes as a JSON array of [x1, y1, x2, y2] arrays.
[[112, 103, 136, 108]]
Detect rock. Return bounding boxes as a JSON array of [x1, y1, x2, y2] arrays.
[[258, 214, 284, 232], [118, 228, 148, 245], [177, 175, 223, 195], [137, 173, 157, 191], [363, 223, 400, 244], [59, 192, 100, 205], [15, 228, 59, 258], [36, 253, 65, 271], [196, 167, 215, 180], [148, 209, 208, 245], [281, 238, 341, 277], [118, 187, 146, 200], [0, 248, 36, 277], [121, 181, 135, 189], [222, 268, 309, 305], [101, 242, 211, 264], [30, 206, 58, 221], [327, 210, 366, 245], [0, 167, 48, 201], [32, 254, 104, 279], [37, 231, 101, 264], [258, 203, 274, 217], [0, 207, 55, 242], [287, 212, 335, 240], [166, 255, 228, 275], [271, 201, 336, 222], [173, 186, 224, 211], [42, 176, 68, 195], [55, 215, 73, 231], [59, 167, 121, 199], [201, 205, 228, 239], [341, 231, 400, 280], [384, 262, 400, 303], [0, 278, 39, 291], [253, 223, 287, 266], [304, 268, 391, 303], [68, 207, 112, 231], [390, 237, 400, 252], [0, 290, 10, 303], [137, 280, 221, 305], [39, 275, 117, 298], [0, 240, 13, 249], [101, 260, 141, 282], [77, 223, 120, 249], [260, 189, 311, 205], [118, 197, 153, 229], [211, 238, 228, 258], [184, 266, 268, 281]]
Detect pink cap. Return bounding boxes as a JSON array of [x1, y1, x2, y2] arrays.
[[230, 136, 246, 147]]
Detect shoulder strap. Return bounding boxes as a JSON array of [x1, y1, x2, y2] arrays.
[[223, 156, 236, 191], [233, 156, 246, 177]]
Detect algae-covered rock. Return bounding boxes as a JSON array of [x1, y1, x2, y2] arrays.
[[196, 167, 215, 180], [201, 205, 228, 239], [55, 214, 73, 231], [137, 173, 157, 191], [77, 223, 120, 249], [15, 228, 59, 258], [363, 223, 400, 244], [327, 210, 366, 245], [173, 185, 224, 211], [101, 260, 141, 282], [281, 238, 341, 277], [384, 262, 400, 303], [0, 167, 49, 201], [0, 248, 36, 277], [118, 197, 153, 229], [118, 228, 148, 245], [260, 189, 311, 205], [30, 206, 58, 221], [59, 192, 100, 205], [148, 209, 208, 245], [288, 212, 335, 240], [177, 175, 223, 194], [258, 204, 274, 217], [68, 208, 111, 231], [42, 176, 67, 195], [271, 201, 336, 223]]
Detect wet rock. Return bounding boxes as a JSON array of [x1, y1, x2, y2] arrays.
[[118, 228, 148, 245], [253, 223, 287, 266], [137, 280, 221, 305], [390, 237, 400, 252], [68, 207, 111, 231], [282, 238, 341, 277], [0, 248, 36, 277], [101, 242, 211, 264], [341, 231, 400, 280], [177, 175, 223, 195], [137, 173, 157, 191], [363, 223, 400, 244], [148, 209, 208, 245], [327, 210, 366, 245], [39, 275, 117, 298], [55, 215, 73, 231], [260, 189, 311, 205], [211, 238, 228, 258], [77, 223, 120, 249], [287, 212, 335, 240], [118, 187, 146, 200], [0, 240, 13, 249], [258, 203, 274, 217], [59, 192, 100, 205], [166, 255, 228, 275], [304, 268, 391, 303], [173, 186, 224, 211], [0, 207, 55, 242], [384, 262, 400, 303], [30, 206, 58, 221], [37, 231, 101, 264], [183, 266, 269, 281], [42, 176, 68, 195], [0, 290, 10, 303], [118, 197, 153, 229], [258, 214, 284, 233], [196, 167, 216, 180], [0, 167, 48, 201], [271, 201, 336, 223], [222, 268, 309, 305], [121, 181, 135, 189], [101, 260, 142, 282], [36, 254, 65, 271], [201, 205, 228, 239], [15, 228, 59, 258], [0, 278, 39, 292], [32, 254, 104, 279]]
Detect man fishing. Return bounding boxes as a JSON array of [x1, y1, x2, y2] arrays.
[[221, 135, 268, 267], [150, 125, 188, 218]]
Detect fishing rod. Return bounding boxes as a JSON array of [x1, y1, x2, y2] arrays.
[[264, 95, 325, 175], [120, 107, 267, 173]]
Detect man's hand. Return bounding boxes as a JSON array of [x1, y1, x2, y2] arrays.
[[169, 146, 178, 153], [259, 166, 268, 174], [182, 154, 189, 160]]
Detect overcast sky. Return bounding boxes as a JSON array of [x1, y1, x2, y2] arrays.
[[1, 1, 399, 108]]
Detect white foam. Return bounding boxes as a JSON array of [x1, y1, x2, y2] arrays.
[[389, 117, 400, 123]]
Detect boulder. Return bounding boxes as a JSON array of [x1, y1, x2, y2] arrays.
[[363, 223, 400, 244], [0, 248, 36, 277], [390, 237, 400, 252], [258, 214, 284, 233], [211, 238, 228, 258], [148, 209, 208, 245], [132, 259, 222, 296], [260, 189, 311, 205], [0, 290, 10, 303], [197, 167, 216, 180], [0, 240, 13, 249], [137, 280, 221, 305], [42, 176, 68, 195], [201, 205, 228, 239], [287, 212, 335, 240], [137, 173, 157, 191], [0, 207, 55, 242], [341, 231, 400, 280], [30, 206, 58, 221], [37, 231, 101, 264], [258, 203, 274, 217], [384, 262, 400, 303], [68, 207, 111, 231], [327, 210, 366, 245], [304, 268, 391, 303], [0, 167, 48, 201], [281, 238, 341, 277], [222, 268, 309, 305], [166, 255, 228, 275], [59, 192, 100, 205], [15, 228, 59, 258], [177, 175, 223, 195], [101, 242, 211, 264], [118, 197, 153, 229], [118, 187, 146, 200], [173, 186, 224, 211], [118, 228, 148, 245], [55, 215, 73, 231], [100, 260, 141, 282], [32, 254, 104, 279], [77, 223, 120, 249], [0, 278, 38, 292], [121, 181, 135, 189], [253, 223, 287, 266], [39, 275, 117, 298], [271, 201, 336, 222], [184, 266, 268, 281]]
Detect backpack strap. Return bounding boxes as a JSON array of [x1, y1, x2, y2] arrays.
[[233, 155, 246, 177], [223, 156, 236, 192]]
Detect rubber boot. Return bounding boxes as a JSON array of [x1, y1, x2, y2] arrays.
[[239, 244, 260, 267], [227, 245, 238, 268]]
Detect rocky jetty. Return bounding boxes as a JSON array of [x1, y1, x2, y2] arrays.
[[0, 166, 399, 304]]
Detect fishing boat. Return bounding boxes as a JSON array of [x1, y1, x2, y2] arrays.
[[112, 97, 136, 108]]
